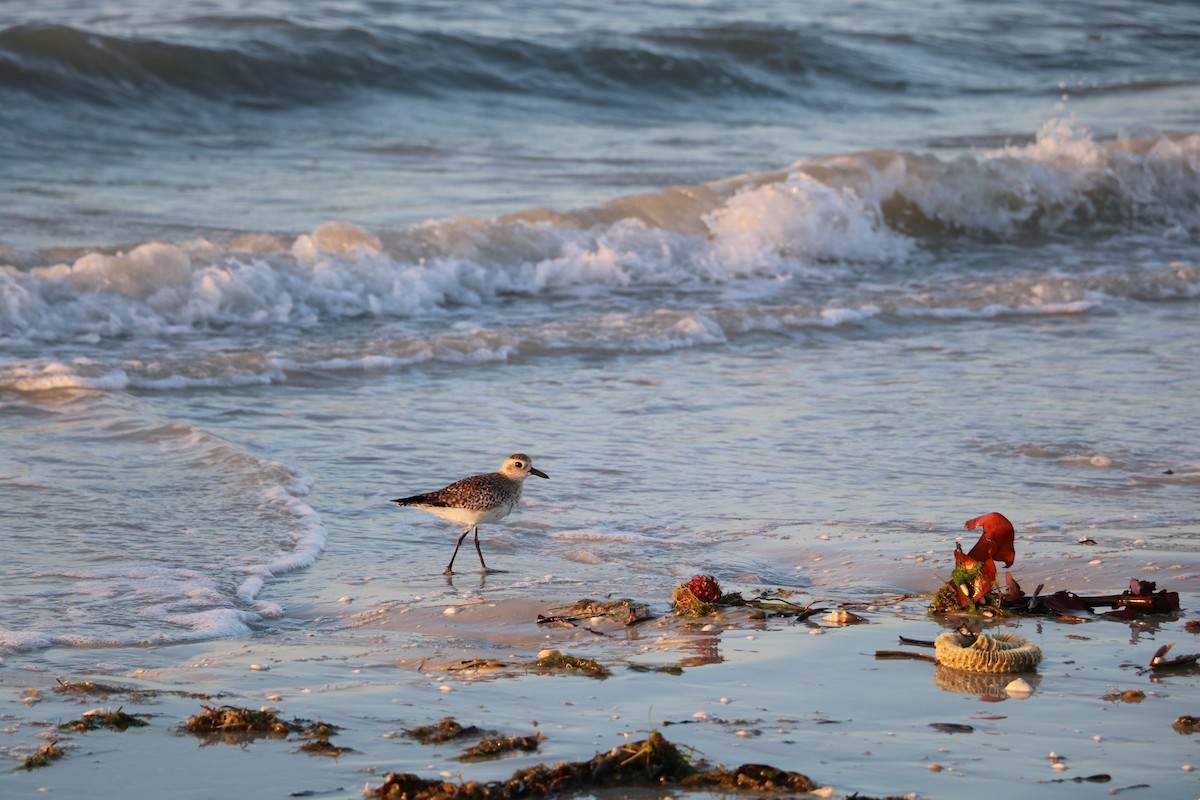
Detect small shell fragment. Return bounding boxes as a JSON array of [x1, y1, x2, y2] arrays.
[[1005, 678, 1034, 698], [249, 663, 269, 672]]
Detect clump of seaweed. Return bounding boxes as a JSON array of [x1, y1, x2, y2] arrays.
[[404, 717, 489, 744], [537, 598, 652, 628], [627, 663, 685, 676], [299, 739, 355, 757], [670, 576, 822, 620], [53, 677, 210, 701], [181, 704, 303, 746], [59, 706, 149, 733], [53, 679, 136, 697], [301, 721, 341, 739], [369, 730, 814, 799], [527, 651, 610, 679], [18, 741, 65, 771], [456, 733, 545, 762], [688, 763, 816, 793], [294, 719, 352, 757], [671, 575, 738, 617], [1173, 715, 1200, 734]]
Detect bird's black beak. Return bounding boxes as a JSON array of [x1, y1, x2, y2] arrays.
[[531, 467, 549, 479]]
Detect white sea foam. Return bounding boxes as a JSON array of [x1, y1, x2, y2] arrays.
[[1, 122, 1197, 394], [0, 402, 328, 653], [1, 123, 1194, 350]]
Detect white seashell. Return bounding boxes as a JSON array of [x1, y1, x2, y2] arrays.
[[438, 685, 452, 693], [249, 663, 269, 671], [1005, 678, 1034, 697], [443, 606, 459, 615], [537, 649, 562, 660], [338, 596, 353, 604]]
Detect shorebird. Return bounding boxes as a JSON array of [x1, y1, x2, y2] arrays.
[[392, 453, 549, 575]]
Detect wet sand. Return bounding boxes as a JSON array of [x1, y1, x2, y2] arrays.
[[4, 541, 1200, 799]]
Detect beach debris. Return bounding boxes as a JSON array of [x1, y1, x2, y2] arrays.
[[1102, 689, 1146, 704], [1173, 715, 1200, 734], [298, 721, 353, 758], [928, 722, 974, 734], [537, 598, 652, 627], [53, 677, 210, 702], [299, 738, 355, 757], [873, 650, 937, 664], [1004, 677, 1035, 698], [1029, 583, 1179, 621], [455, 733, 546, 761], [1186, 619, 1200, 633], [671, 575, 740, 616], [59, 706, 149, 733], [1109, 784, 1153, 794], [929, 512, 1015, 614], [402, 717, 542, 761], [1038, 773, 1112, 784], [403, 717, 491, 744], [53, 678, 143, 699], [898, 635, 937, 647], [670, 575, 824, 620], [934, 630, 1042, 673], [1148, 643, 1200, 672], [366, 730, 816, 799], [627, 663, 686, 675], [446, 658, 508, 672], [181, 704, 305, 745], [822, 609, 867, 625], [1016, 579, 1183, 621], [926, 514, 1183, 621], [17, 740, 64, 771], [527, 651, 611, 679]]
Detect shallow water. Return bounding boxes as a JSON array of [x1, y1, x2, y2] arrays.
[[2, 0, 1200, 794]]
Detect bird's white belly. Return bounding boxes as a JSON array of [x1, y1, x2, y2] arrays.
[[419, 500, 515, 527]]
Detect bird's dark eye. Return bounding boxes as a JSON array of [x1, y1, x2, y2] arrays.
[[515, 461, 525, 468]]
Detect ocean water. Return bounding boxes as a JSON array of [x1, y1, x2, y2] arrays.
[[2, 0, 1200, 662]]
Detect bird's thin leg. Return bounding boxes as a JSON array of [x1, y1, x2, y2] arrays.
[[473, 527, 491, 572], [445, 528, 472, 575]]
